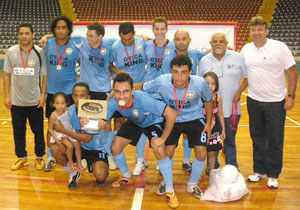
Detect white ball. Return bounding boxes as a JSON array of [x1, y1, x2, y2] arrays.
[[218, 164, 239, 184]]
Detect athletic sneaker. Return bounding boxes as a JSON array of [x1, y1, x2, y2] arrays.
[[133, 162, 146, 176], [11, 158, 28, 171], [112, 177, 132, 188], [187, 184, 203, 199], [156, 181, 166, 195], [96, 180, 105, 187], [267, 178, 278, 189], [182, 162, 192, 172], [108, 156, 117, 170], [166, 192, 179, 209], [68, 172, 81, 190], [43, 158, 56, 172], [247, 173, 266, 182], [35, 158, 44, 170]]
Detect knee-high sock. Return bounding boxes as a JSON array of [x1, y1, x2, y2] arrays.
[[114, 151, 131, 178], [188, 157, 205, 185], [105, 131, 117, 157], [183, 138, 192, 163], [63, 166, 73, 175], [136, 134, 147, 163], [47, 148, 53, 159], [158, 157, 174, 192]]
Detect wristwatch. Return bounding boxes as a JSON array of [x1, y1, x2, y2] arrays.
[[288, 94, 296, 99]]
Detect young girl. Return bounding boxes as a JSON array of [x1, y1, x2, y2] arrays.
[[48, 92, 84, 173], [203, 72, 226, 174]]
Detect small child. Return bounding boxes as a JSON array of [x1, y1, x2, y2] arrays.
[[203, 72, 226, 173], [48, 92, 84, 173]]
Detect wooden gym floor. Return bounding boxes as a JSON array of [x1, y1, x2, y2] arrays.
[[0, 70, 299, 210]]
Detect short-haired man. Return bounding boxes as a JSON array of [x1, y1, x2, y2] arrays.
[[52, 82, 110, 190], [4, 23, 47, 170], [162, 29, 206, 171], [241, 16, 297, 188], [198, 32, 248, 170], [134, 55, 213, 199], [96, 73, 179, 208]]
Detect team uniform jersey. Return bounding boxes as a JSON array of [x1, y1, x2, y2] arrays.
[[162, 50, 206, 75], [110, 37, 146, 83], [143, 74, 212, 123], [144, 40, 175, 82], [79, 38, 116, 92], [106, 91, 166, 128], [68, 105, 106, 151], [46, 38, 80, 95]]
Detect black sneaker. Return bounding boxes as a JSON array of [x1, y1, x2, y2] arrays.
[[96, 180, 105, 187], [182, 162, 192, 172], [68, 172, 81, 190], [156, 181, 166, 195]]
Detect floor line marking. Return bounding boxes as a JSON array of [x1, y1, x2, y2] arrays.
[[131, 188, 144, 210]]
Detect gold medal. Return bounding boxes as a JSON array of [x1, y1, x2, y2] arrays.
[[118, 100, 125, 106], [57, 65, 62, 70]]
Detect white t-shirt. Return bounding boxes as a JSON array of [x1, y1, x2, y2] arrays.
[[241, 39, 295, 102]]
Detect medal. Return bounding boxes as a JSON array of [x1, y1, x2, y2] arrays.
[[118, 100, 125, 106], [124, 43, 135, 70], [56, 41, 68, 71], [56, 65, 62, 70]]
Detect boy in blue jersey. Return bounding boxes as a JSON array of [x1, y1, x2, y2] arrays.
[[144, 17, 176, 82], [92, 73, 179, 209], [134, 55, 213, 199], [109, 22, 148, 176], [162, 29, 206, 172], [51, 82, 109, 190]]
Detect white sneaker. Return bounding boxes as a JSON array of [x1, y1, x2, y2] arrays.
[[187, 184, 203, 199], [133, 162, 145, 176], [267, 178, 278, 189], [156, 161, 160, 171], [81, 159, 87, 169], [108, 156, 117, 170], [248, 173, 266, 182]]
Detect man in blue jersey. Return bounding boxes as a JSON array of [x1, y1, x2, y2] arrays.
[[162, 29, 206, 172], [93, 73, 179, 208], [144, 17, 176, 82], [51, 82, 109, 190], [109, 22, 148, 176], [134, 55, 213, 199]]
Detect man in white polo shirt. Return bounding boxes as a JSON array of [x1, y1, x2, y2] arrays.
[[241, 16, 298, 189]]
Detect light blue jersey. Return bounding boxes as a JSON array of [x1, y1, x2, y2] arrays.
[[79, 38, 116, 92], [46, 38, 80, 94], [68, 105, 106, 151], [106, 91, 166, 128], [144, 40, 175, 82], [110, 37, 146, 83], [143, 74, 211, 123], [162, 50, 206, 75]]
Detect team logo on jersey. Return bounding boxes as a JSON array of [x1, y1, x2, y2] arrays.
[[27, 60, 35, 67], [66, 48, 73, 55], [136, 44, 142, 51], [101, 48, 107, 55], [227, 64, 235, 69], [186, 91, 195, 99], [133, 109, 139, 116], [165, 49, 172, 55]]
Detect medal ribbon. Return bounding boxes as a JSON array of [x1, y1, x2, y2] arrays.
[[154, 40, 168, 68], [173, 80, 189, 116], [230, 102, 238, 131], [20, 45, 32, 69], [56, 42, 69, 67], [124, 44, 135, 68]]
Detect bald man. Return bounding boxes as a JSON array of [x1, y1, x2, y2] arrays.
[[198, 32, 248, 170]]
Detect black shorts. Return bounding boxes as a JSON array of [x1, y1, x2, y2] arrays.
[[81, 147, 108, 173], [166, 119, 207, 148], [116, 120, 163, 146], [90, 91, 108, 100], [207, 116, 222, 152], [46, 93, 74, 118]]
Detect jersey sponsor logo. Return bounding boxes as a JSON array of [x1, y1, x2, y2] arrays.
[[165, 49, 172, 55], [101, 48, 107, 55], [227, 64, 235, 69], [14, 67, 34, 76], [66, 48, 73, 55], [27, 60, 35, 67], [132, 109, 139, 116], [186, 91, 195, 99], [49, 55, 69, 67], [123, 54, 144, 68], [136, 44, 143, 51], [169, 99, 191, 109]]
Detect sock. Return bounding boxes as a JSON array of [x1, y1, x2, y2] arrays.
[[158, 157, 174, 192], [114, 151, 131, 178], [170, 158, 174, 170], [105, 131, 117, 157], [136, 134, 147, 163], [183, 138, 192, 163], [188, 157, 205, 185], [63, 166, 73, 174], [46, 148, 53, 159]]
